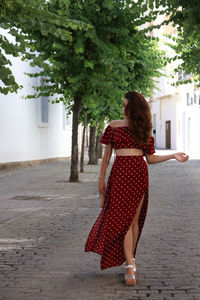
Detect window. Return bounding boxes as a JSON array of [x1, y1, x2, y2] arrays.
[[183, 72, 187, 79], [186, 93, 189, 105], [37, 77, 49, 128], [186, 93, 194, 105], [178, 70, 192, 82], [41, 96, 48, 123], [178, 70, 182, 81], [194, 94, 197, 104], [63, 104, 72, 129]]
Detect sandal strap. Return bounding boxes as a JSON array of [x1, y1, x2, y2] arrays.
[[132, 258, 137, 270], [125, 264, 134, 269], [125, 275, 136, 279]]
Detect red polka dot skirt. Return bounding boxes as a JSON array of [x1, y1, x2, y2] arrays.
[[84, 124, 155, 270], [85, 155, 150, 270]]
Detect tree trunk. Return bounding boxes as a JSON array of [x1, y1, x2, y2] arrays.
[[80, 108, 87, 173], [95, 131, 101, 163], [97, 129, 103, 159], [88, 125, 97, 165], [86, 125, 89, 147], [98, 142, 103, 159], [69, 96, 82, 182]]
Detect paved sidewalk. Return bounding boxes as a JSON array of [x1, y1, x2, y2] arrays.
[[0, 150, 199, 300]]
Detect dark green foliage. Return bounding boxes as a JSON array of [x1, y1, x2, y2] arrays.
[[146, 0, 200, 85], [0, 0, 166, 181], [0, 0, 165, 104]]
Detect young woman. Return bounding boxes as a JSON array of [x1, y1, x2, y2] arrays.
[[84, 91, 189, 286]]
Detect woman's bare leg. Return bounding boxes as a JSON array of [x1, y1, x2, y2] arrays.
[[124, 225, 134, 277], [124, 224, 133, 264], [123, 193, 145, 276], [132, 193, 145, 257]]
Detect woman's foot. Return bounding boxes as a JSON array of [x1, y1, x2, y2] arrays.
[[125, 264, 136, 286]]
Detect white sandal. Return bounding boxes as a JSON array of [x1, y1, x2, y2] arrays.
[[132, 258, 137, 273], [125, 265, 136, 286]]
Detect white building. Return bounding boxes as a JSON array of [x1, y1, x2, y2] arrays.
[[149, 17, 200, 157], [0, 29, 83, 166]]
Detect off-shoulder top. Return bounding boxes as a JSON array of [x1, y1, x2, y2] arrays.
[[99, 124, 155, 155]]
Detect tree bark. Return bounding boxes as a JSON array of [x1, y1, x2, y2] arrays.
[[97, 129, 103, 159], [98, 142, 103, 159], [80, 108, 86, 173], [95, 131, 101, 163], [86, 125, 89, 147], [69, 96, 82, 182], [88, 125, 97, 165]]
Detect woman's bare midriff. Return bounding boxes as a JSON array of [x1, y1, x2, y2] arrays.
[[115, 148, 143, 156]]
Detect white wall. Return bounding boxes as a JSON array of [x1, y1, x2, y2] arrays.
[[150, 99, 160, 148], [161, 95, 177, 149], [0, 29, 76, 164], [151, 96, 177, 149], [151, 81, 200, 155], [177, 83, 200, 155], [0, 74, 73, 163], [148, 14, 200, 157]]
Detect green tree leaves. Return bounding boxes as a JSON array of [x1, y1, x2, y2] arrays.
[[0, 0, 167, 181], [0, 0, 88, 94], [146, 0, 200, 85]]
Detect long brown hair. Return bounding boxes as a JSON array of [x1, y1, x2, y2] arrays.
[[124, 91, 153, 144]]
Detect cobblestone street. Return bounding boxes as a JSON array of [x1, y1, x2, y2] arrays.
[[0, 150, 199, 300]]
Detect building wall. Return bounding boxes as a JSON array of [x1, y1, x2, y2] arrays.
[[151, 80, 200, 155], [149, 15, 200, 157], [0, 29, 83, 164], [177, 83, 200, 154], [151, 95, 177, 150], [0, 65, 74, 163]]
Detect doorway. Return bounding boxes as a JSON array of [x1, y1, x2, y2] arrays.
[[166, 120, 171, 149], [188, 117, 191, 152]]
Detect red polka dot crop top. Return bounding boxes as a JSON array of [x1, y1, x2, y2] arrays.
[[99, 124, 155, 155]]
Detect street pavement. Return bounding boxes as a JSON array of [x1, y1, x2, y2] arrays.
[[0, 149, 199, 300]]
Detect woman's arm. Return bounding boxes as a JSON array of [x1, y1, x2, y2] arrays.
[[98, 144, 113, 195], [145, 152, 189, 164], [99, 144, 113, 179]]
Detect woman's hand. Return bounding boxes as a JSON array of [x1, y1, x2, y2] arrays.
[[98, 177, 106, 195], [173, 152, 189, 162]]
